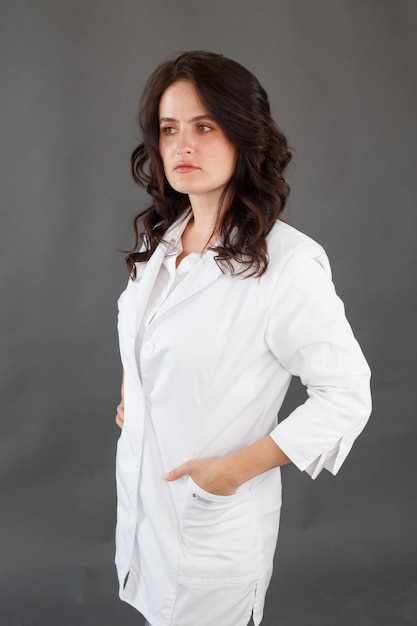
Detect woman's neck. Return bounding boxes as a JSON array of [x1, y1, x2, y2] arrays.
[[180, 217, 216, 255], [187, 190, 229, 239], [175, 203, 220, 267]]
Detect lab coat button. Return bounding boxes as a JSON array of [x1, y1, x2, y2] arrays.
[[143, 342, 154, 355]]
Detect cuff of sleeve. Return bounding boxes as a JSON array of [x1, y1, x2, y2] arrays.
[[271, 429, 354, 479]]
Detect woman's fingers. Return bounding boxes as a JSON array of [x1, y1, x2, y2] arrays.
[[115, 403, 124, 429], [164, 460, 192, 481]]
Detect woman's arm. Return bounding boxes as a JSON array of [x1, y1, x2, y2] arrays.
[[166, 245, 370, 492], [164, 436, 291, 495]]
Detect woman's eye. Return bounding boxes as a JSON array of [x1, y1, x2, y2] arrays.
[[161, 126, 177, 135], [198, 124, 212, 133]]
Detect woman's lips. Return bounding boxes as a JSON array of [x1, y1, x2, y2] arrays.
[[174, 163, 200, 173]]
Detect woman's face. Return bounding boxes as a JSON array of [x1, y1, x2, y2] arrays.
[[158, 80, 236, 208]]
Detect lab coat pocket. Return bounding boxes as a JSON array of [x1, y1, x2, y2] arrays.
[[179, 477, 259, 581]]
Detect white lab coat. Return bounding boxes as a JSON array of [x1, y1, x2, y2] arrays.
[[115, 214, 371, 626]]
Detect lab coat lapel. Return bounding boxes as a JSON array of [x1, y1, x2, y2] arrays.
[[133, 211, 193, 334], [133, 244, 166, 335]]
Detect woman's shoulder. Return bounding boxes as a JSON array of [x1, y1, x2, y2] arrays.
[[268, 219, 322, 252], [266, 220, 331, 276]]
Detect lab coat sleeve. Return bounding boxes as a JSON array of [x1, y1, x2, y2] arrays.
[[265, 243, 371, 479]]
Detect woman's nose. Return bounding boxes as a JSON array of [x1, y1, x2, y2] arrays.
[[176, 130, 194, 154]]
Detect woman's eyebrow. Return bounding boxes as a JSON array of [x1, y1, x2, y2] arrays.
[[159, 114, 216, 124]]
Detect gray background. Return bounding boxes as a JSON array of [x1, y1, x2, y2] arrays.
[[1, 1, 416, 624]]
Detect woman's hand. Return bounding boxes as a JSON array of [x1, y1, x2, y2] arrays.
[[165, 457, 238, 496], [115, 403, 124, 429], [165, 436, 291, 495], [116, 372, 125, 429]]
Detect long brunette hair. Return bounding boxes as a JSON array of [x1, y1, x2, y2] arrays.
[[127, 51, 292, 278]]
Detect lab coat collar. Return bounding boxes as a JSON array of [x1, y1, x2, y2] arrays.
[[152, 248, 223, 323], [134, 210, 224, 333], [160, 209, 193, 255]]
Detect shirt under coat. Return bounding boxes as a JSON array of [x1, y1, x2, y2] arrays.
[[115, 213, 372, 626]]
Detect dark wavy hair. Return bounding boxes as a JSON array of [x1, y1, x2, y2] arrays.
[[127, 50, 292, 279]]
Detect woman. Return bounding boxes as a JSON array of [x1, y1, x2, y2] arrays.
[[115, 51, 371, 626]]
